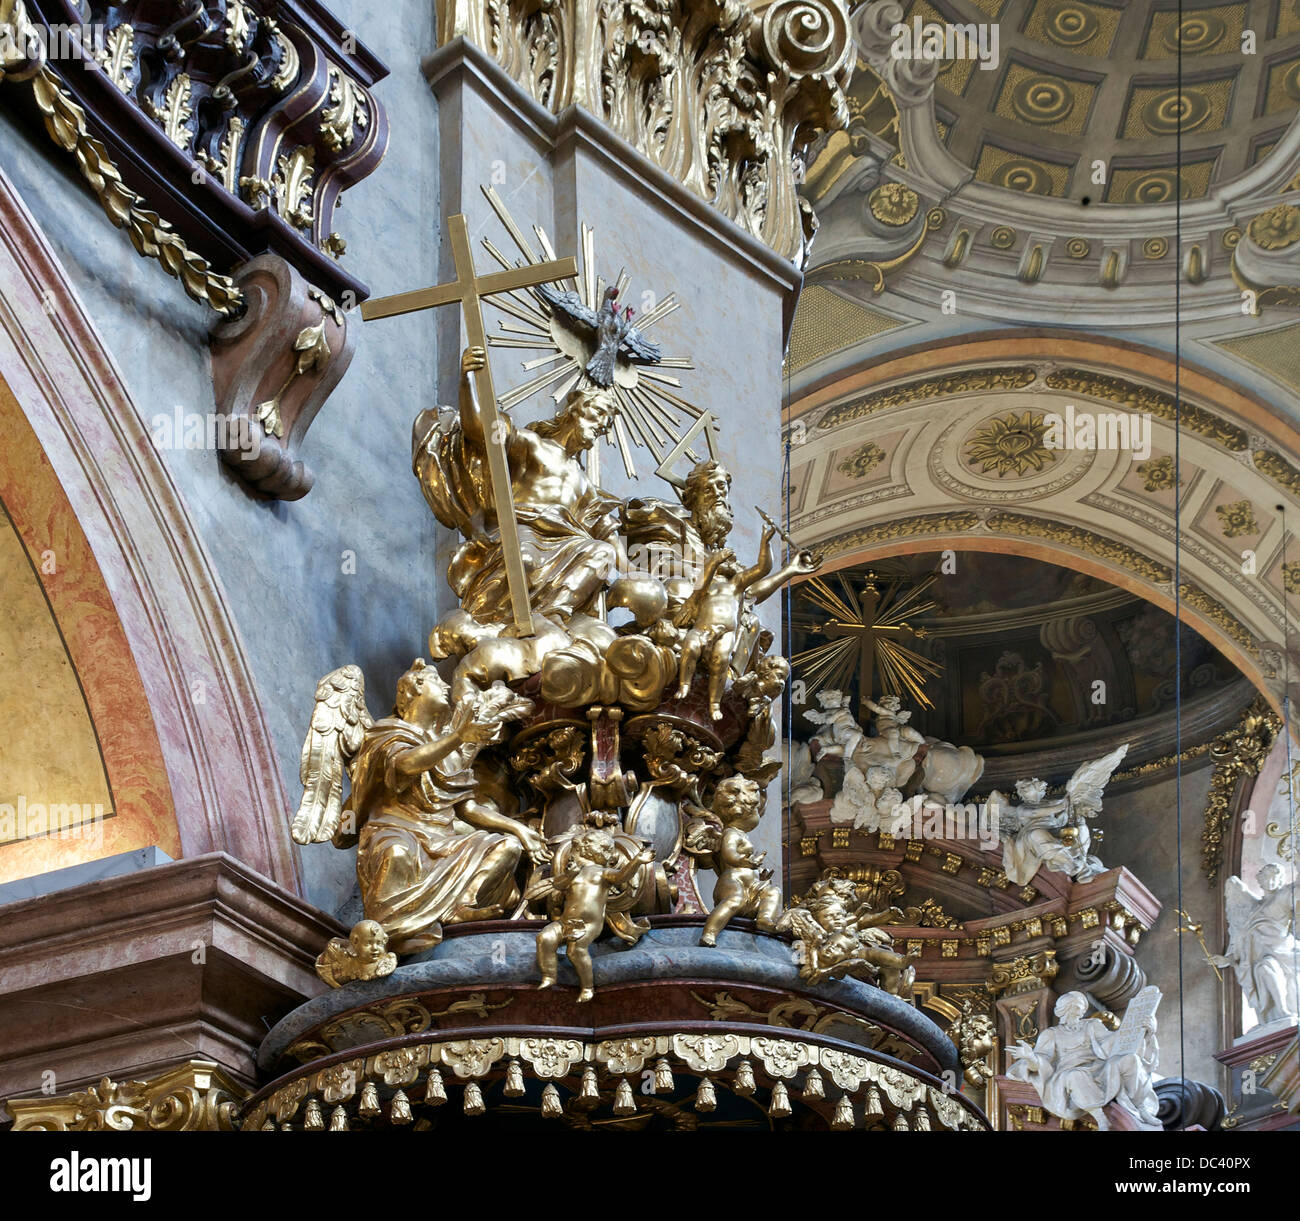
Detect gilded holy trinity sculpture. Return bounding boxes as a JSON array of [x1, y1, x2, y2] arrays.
[[292, 222, 821, 997]]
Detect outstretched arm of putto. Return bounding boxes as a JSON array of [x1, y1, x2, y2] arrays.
[[737, 525, 777, 591], [606, 846, 656, 885], [747, 544, 820, 605]]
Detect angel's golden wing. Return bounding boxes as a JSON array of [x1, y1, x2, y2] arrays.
[[292, 665, 372, 845]]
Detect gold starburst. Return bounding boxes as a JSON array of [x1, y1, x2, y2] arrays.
[[791, 569, 942, 709], [477, 185, 711, 484]]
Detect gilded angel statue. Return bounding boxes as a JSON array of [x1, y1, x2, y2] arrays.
[[294, 660, 547, 962], [990, 744, 1127, 886]]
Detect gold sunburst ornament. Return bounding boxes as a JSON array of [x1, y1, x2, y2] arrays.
[[477, 185, 715, 484], [964, 411, 1056, 478], [791, 570, 942, 709]]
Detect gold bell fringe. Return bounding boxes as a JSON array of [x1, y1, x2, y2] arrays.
[[390, 1089, 413, 1124], [613, 1077, 636, 1115], [358, 1081, 380, 1118], [541, 1083, 564, 1118], [769, 1080, 792, 1118], [464, 1081, 485, 1116], [831, 1095, 855, 1130]]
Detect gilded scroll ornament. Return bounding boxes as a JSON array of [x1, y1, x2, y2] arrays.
[[2, 0, 387, 322], [0, 0, 242, 314], [1043, 369, 1248, 450], [816, 367, 1037, 430], [433, 0, 853, 261], [7, 1061, 242, 1132], [1202, 699, 1279, 883]]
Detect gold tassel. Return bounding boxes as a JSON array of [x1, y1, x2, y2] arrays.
[[328, 1106, 349, 1131], [864, 1085, 884, 1121], [802, 1069, 825, 1100], [769, 1080, 792, 1119], [831, 1095, 855, 1130], [734, 1059, 756, 1095], [653, 1058, 674, 1093], [696, 1077, 717, 1112], [579, 1066, 599, 1103], [464, 1081, 486, 1116], [541, 1083, 563, 1118], [613, 1077, 636, 1116], [390, 1089, 412, 1124], [504, 1060, 526, 1098], [358, 1080, 380, 1118], [424, 1069, 447, 1106], [303, 1098, 324, 1130], [913, 1106, 930, 1131], [893, 1111, 909, 1132]]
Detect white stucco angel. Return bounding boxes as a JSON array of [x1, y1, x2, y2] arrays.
[[803, 689, 865, 761], [1007, 988, 1162, 1131], [990, 744, 1127, 886], [1210, 864, 1298, 1028], [829, 762, 905, 832]]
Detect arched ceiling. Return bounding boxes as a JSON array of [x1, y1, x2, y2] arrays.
[[789, 551, 1252, 786], [784, 331, 1300, 710]]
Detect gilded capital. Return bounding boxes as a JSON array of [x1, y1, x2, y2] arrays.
[[434, 0, 853, 260], [6, 1060, 244, 1131]]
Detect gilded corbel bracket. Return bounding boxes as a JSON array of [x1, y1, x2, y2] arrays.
[[209, 254, 355, 500]]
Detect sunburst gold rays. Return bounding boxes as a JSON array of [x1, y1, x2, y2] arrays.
[[791, 571, 943, 710], [477, 184, 697, 481]]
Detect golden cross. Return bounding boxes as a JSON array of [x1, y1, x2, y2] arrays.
[[360, 213, 578, 634]]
